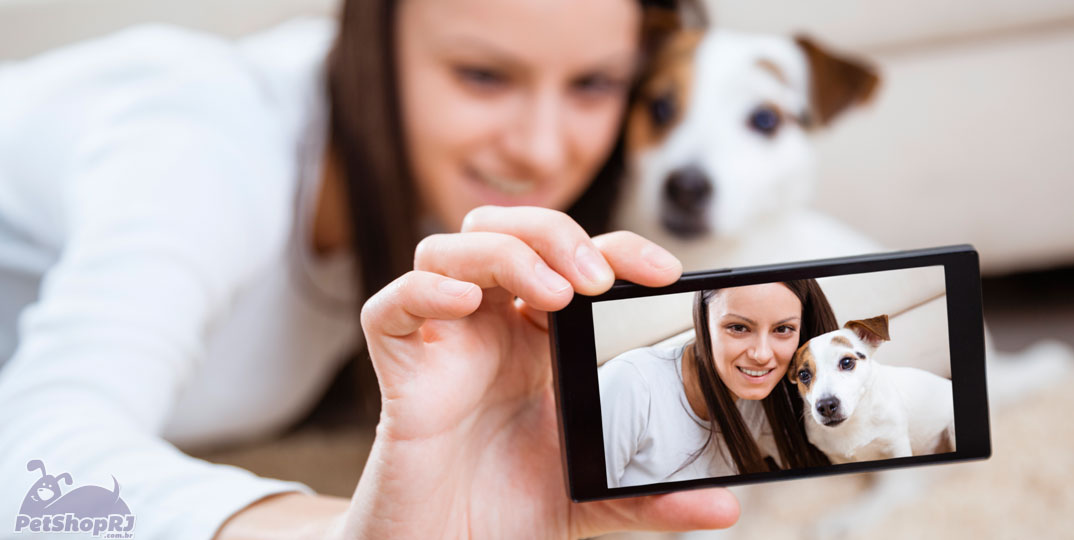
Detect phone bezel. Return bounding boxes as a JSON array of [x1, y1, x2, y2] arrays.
[[549, 244, 990, 501]]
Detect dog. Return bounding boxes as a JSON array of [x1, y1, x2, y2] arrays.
[[788, 314, 955, 464], [616, 28, 881, 271], [614, 26, 1074, 539]]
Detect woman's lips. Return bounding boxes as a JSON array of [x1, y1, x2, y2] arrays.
[[736, 365, 775, 382], [467, 166, 538, 197]]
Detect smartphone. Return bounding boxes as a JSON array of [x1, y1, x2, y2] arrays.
[[549, 244, 989, 501]]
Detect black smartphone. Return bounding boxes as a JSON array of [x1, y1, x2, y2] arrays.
[[549, 244, 990, 501]]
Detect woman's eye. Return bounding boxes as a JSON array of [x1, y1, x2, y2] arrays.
[[572, 74, 625, 96], [456, 67, 508, 89], [727, 324, 748, 333], [748, 105, 782, 136], [775, 325, 797, 335], [798, 370, 812, 383], [650, 92, 676, 127], [839, 357, 856, 370]]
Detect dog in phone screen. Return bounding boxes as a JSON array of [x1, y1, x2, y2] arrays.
[[788, 314, 955, 464]]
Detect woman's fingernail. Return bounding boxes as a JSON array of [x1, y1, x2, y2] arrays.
[[438, 279, 475, 297], [642, 244, 680, 271], [575, 244, 613, 284], [535, 260, 571, 293]]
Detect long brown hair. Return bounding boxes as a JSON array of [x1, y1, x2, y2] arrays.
[[684, 280, 835, 474], [326, 0, 695, 300], [323, 0, 697, 420]]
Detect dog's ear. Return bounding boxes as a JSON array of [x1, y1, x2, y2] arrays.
[[794, 35, 880, 127], [677, 0, 710, 30], [639, 0, 708, 60], [641, 0, 709, 30], [640, 4, 682, 54], [640, 0, 711, 51], [844, 315, 890, 350]]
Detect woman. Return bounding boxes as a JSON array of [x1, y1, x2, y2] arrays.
[[601, 280, 835, 488], [0, 0, 738, 538]]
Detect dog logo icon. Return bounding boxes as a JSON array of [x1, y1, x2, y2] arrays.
[[14, 459, 136, 537]]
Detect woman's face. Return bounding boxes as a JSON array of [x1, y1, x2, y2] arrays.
[[707, 284, 803, 400], [396, 0, 641, 231]]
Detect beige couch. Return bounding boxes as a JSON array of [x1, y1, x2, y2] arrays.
[[3, 0, 1071, 276], [708, 0, 1074, 275], [595, 266, 950, 377], [0, 0, 336, 59]]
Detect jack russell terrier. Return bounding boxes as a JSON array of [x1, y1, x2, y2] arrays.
[[615, 28, 881, 271], [789, 314, 956, 464], [615, 23, 1073, 538]]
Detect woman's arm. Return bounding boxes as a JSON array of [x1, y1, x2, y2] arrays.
[[0, 40, 311, 538], [598, 358, 652, 488], [214, 493, 349, 540]]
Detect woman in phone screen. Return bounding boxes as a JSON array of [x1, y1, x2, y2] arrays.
[[600, 280, 835, 488]]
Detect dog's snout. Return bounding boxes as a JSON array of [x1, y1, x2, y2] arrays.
[[816, 396, 841, 418], [660, 166, 714, 238], [664, 167, 712, 210]]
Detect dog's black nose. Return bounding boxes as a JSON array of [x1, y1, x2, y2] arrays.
[[816, 397, 841, 418], [664, 166, 713, 210]]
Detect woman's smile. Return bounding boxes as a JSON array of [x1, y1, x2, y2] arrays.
[[466, 164, 539, 197], [474, 170, 536, 195], [736, 365, 775, 380], [462, 164, 563, 209]]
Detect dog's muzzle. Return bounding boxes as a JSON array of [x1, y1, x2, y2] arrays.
[[661, 166, 713, 239], [816, 396, 846, 426]]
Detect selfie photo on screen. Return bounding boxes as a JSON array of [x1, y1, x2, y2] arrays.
[[594, 266, 953, 488]]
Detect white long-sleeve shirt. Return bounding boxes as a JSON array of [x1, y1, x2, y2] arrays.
[[0, 18, 359, 539], [598, 344, 780, 488]]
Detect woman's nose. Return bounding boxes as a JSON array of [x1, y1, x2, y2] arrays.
[[749, 336, 775, 363], [503, 87, 567, 178]]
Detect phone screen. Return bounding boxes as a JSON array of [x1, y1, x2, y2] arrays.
[[593, 265, 953, 488]]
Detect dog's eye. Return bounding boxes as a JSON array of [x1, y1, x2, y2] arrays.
[[748, 105, 782, 136], [650, 93, 676, 127], [839, 357, 856, 370], [798, 370, 811, 384]]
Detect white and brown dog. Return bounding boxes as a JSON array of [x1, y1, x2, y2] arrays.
[[615, 29, 881, 271], [789, 314, 956, 464], [616, 26, 1073, 538]]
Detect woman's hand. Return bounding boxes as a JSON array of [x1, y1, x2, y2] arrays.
[[343, 206, 739, 539]]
